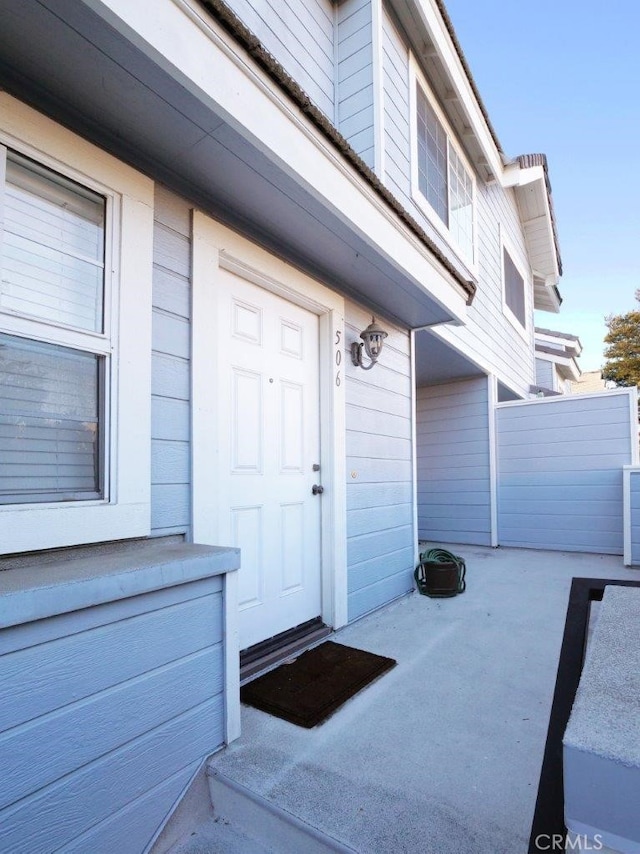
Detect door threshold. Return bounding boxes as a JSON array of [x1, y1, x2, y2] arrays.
[[240, 618, 332, 684]]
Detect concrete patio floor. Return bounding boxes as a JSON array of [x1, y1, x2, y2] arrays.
[[206, 545, 635, 854]]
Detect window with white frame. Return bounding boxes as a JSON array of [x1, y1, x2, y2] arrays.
[[0, 95, 153, 553], [503, 245, 526, 328], [414, 77, 475, 263], [0, 150, 108, 504]]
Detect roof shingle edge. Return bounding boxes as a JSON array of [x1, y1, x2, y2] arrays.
[[515, 154, 563, 275], [431, 3, 563, 279], [198, 0, 477, 305]]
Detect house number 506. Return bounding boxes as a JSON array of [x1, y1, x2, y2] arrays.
[[335, 330, 342, 386]]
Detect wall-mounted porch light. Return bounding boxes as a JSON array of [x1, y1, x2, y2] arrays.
[[351, 317, 388, 370]]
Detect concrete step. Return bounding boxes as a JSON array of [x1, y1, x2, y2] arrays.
[[204, 766, 357, 854], [168, 815, 275, 854]]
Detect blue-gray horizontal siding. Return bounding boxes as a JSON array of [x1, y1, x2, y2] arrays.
[[380, 2, 452, 268], [0, 576, 225, 854], [336, 0, 374, 167], [416, 377, 492, 546], [152, 186, 192, 536], [535, 358, 554, 390], [497, 393, 633, 554], [224, 0, 335, 118], [381, 3, 410, 212], [467, 184, 535, 395], [345, 302, 414, 621], [630, 470, 640, 565], [380, 6, 536, 395]]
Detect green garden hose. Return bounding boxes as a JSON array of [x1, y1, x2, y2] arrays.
[[414, 547, 466, 597]]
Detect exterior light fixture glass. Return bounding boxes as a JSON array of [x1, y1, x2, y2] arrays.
[[351, 317, 388, 370]]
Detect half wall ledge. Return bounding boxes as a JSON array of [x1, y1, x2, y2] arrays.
[[0, 538, 241, 629], [0, 537, 240, 853]]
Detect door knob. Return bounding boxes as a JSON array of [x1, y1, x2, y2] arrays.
[[312, 484, 324, 495]]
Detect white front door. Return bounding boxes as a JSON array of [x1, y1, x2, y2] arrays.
[[217, 268, 323, 650]]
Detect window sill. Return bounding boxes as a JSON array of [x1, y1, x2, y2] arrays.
[[0, 539, 241, 629], [502, 303, 530, 341], [0, 501, 152, 554]]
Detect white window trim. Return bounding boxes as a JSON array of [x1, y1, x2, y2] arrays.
[[409, 54, 477, 271], [500, 225, 531, 341], [0, 94, 154, 553], [371, 0, 386, 180]]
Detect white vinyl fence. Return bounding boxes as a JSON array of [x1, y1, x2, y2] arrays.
[[496, 390, 638, 554], [624, 466, 640, 565]]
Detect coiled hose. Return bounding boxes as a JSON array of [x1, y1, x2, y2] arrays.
[[414, 547, 466, 596]]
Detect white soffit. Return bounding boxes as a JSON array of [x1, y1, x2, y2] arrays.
[[535, 330, 582, 357], [534, 279, 562, 313], [78, 0, 471, 325], [379, 0, 563, 311], [536, 350, 581, 381], [503, 163, 560, 308], [389, 0, 504, 182], [394, 0, 563, 316]]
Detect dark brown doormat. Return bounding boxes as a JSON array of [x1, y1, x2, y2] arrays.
[[240, 641, 396, 728]]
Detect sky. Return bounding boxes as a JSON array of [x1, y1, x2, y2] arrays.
[[444, 0, 640, 371]]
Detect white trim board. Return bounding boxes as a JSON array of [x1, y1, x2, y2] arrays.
[[81, 0, 470, 322], [500, 222, 532, 343], [495, 387, 638, 409], [222, 569, 240, 742], [488, 374, 498, 548], [629, 387, 640, 466], [623, 464, 640, 567], [0, 94, 153, 553], [192, 212, 348, 741], [191, 211, 348, 628], [408, 52, 478, 274], [410, 329, 419, 565], [623, 466, 635, 566], [388, 0, 503, 181], [372, 0, 386, 180]]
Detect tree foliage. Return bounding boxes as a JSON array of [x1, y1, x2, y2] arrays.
[[602, 290, 640, 387]]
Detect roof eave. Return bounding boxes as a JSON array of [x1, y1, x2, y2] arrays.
[[505, 156, 563, 279], [388, 0, 504, 183], [534, 280, 562, 314]]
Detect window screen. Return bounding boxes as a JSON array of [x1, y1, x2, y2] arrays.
[[0, 148, 107, 505], [0, 333, 101, 503], [449, 147, 474, 261], [416, 86, 448, 226], [504, 247, 526, 327], [2, 152, 105, 333]]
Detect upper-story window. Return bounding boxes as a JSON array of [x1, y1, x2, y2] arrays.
[[411, 62, 475, 265], [499, 224, 531, 338], [0, 95, 154, 553], [503, 246, 525, 328]]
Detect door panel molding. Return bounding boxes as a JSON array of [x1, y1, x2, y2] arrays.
[[191, 210, 347, 637]]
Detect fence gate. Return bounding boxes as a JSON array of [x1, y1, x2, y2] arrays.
[[496, 390, 638, 554]]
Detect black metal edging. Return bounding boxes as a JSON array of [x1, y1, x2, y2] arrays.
[[528, 577, 640, 852]]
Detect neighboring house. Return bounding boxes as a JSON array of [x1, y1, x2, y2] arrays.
[[1, 1, 635, 851], [571, 369, 610, 394], [534, 326, 582, 395]]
